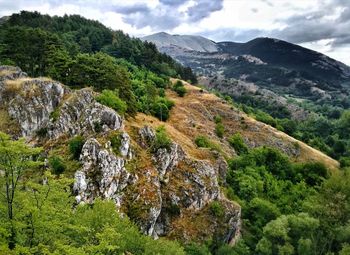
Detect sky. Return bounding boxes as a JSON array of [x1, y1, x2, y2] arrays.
[[1, 0, 350, 65]]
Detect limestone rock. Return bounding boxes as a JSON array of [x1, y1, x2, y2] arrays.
[[48, 89, 123, 138], [5, 78, 65, 137], [73, 138, 132, 206]]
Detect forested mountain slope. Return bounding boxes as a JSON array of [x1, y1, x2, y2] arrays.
[[0, 11, 349, 255]]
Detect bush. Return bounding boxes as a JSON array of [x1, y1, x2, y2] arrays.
[[49, 155, 66, 175], [194, 135, 222, 152], [173, 80, 187, 97], [96, 89, 127, 114], [195, 135, 212, 148], [151, 97, 174, 121], [209, 201, 224, 217], [93, 121, 103, 133], [152, 126, 172, 152], [228, 133, 248, 155], [184, 243, 211, 255], [69, 135, 85, 160], [110, 132, 122, 155], [340, 157, 350, 168], [36, 127, 48, 138], [214, 115, 222, 124], [215, 123, 225, 138]]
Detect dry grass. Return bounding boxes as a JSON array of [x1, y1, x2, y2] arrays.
[[0, 69, 16, 77], [157, 79, 338, 170]]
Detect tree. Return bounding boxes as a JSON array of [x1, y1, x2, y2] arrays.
[[0, 132, 42, 249], [256, 213, 319, 255]]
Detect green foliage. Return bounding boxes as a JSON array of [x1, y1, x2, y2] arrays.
[[194, 135, 222, 152], [0, 171, 185, 254], [184, 242, 211, 255], [256, 213, 319, 255], [214, 115, 223, 124], [109, 132, 122, 155], [0, 132, 43, 249], [195, 135, 211, 148], [36, 127, 48, 138], [49, 155, 66, 175], [1, 11, 196, 83], [215, 123, 225, 138], [228, 133, 248, 155], [173, 80, 187, 97], [152, 126, 172, 152], [152, 97, 174, 121], [68, 135, 85, 160], [95, 89, 127, 114], [209, 201, 224, 217], [93, 121, 102, 133]]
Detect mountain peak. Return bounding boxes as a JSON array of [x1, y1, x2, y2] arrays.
[[141, 32, 218, 52]]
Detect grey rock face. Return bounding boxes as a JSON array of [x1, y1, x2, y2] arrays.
[[5, 79, 65, 137], [73, 138, 132, 206], [139, 126, 239, 242], [153, 143, 186, 179], [48, 89, 123, 138], [120, 132, 132, 158]]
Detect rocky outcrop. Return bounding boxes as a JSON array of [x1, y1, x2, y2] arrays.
[[0, 67, 123, 139], [4, 79, 65, 137], [73, 138, 133, 206], [48, 89, 123, 138], [137, 126, 240, 241]]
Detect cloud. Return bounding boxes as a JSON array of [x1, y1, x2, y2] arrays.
[[110, 4, 150, 15], [198, 28, 265, 43], [187, 0, 224, 22], [112, 0, 224, 30], [270, 0, 350, 49], [159, 0, 188, 7]]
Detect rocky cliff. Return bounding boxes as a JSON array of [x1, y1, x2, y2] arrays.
[[0, 65, 241, 244], [0, 65, 338, 246]]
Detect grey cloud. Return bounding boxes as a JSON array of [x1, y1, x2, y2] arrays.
[[123, 12, 181, 30], [198, 28, 265, 43], [110, 4, 149, 14], [270, 0, 350, 48], [113, 0, 223, 30], [159, 0, 189, 7], [251, 8, 258, 13], [187, 0, 224, 22]]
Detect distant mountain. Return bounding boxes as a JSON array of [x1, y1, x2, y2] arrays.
[[141, 32, 218, 52], [142, 33, 350, 117]]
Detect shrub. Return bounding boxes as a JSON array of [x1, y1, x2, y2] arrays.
[[195, 135, 211, 148], [184, 243, 211, 255], [340, 157, 350, 168], [49, 155, 66, 175], [68, 135, 85, 160], [93, 121, 103, 133], [151, 97, 174, 121], [50, 108, 60, 122], [214, 115, 222, 124], [36, 127, 48, 138], [209, 201, 224, 217], [96, 89, 127, 114], [228, 133, 248, 155], [215, 123, 225, 138], [152, 126, 172, 152], [110, 132, 122, 155], [195, 135, 222, 152], [173, 80, 187, 97]]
